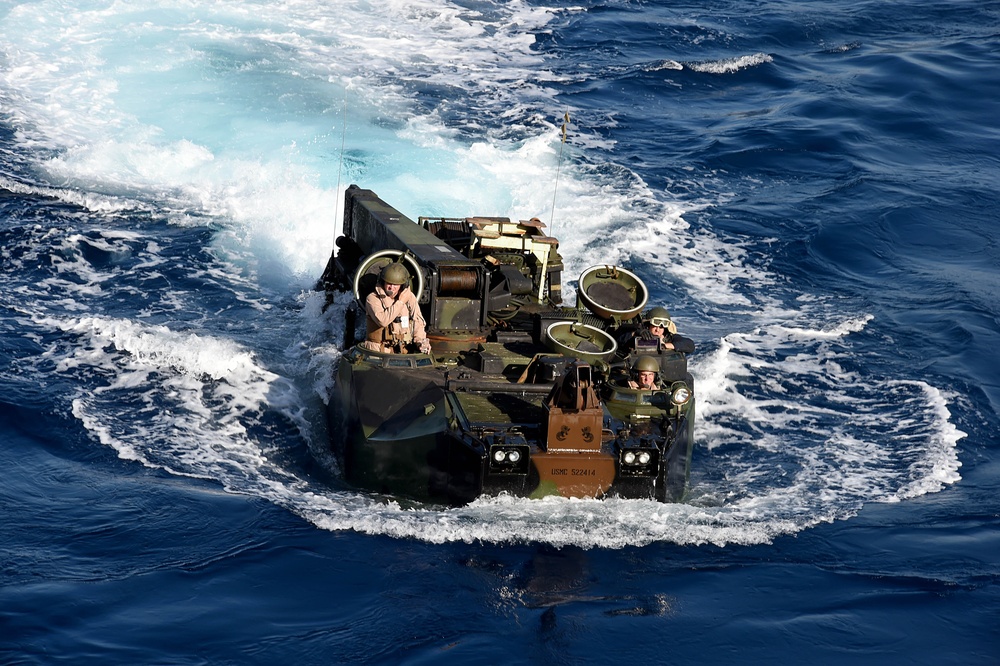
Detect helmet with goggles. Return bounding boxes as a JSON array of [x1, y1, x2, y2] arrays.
[[644, 306, 672, 329]]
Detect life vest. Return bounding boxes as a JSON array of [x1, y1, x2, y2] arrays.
[[365, 287, 417, 348], [366, 313, 414, 346]]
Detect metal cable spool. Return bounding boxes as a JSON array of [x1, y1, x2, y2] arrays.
[[437, 267, 480, 294]]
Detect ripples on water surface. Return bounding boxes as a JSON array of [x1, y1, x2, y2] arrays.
[[1, 1, 998, 663]]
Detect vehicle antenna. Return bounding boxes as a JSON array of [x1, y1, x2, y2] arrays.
[[333, 83, 348, 244], [549, 111, 570, 234]]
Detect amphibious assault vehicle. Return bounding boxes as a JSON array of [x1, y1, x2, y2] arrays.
[[318, 185, 695, 505]]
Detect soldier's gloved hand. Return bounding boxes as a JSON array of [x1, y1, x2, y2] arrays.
[[418, 339, 431, 354]]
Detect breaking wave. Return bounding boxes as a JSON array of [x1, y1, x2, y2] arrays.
[[688, 53, 774, 74]]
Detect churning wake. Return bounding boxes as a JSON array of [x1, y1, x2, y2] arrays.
[[1, 0, 962, 547]]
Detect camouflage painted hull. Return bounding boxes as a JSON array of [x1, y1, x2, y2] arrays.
[[320, 186, 696, 506], [329, 347, 695, 505]]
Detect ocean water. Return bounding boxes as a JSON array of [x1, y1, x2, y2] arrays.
[[1, 0, 998, 663]]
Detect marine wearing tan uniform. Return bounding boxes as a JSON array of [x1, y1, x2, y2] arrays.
[[361, 263, 431, 354]]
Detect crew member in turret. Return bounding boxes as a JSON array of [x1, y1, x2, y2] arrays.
[[627, 355, 661, 390], [361, 263, 431, 354], [627, 306, 696, 354]]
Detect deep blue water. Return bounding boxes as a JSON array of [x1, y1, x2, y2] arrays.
[[2, 1, 998, 663]]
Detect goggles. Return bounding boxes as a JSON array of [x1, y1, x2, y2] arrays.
[[649, 317, 672, 328]]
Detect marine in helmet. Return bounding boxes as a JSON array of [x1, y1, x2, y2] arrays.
[[627, 355, 661, 390], [627, 306, 696, 354], [361, 262, 431, 354]]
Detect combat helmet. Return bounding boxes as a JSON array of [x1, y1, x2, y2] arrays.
[[643, 306, 676, 334], [380, 262, 410, 286], [633, 355, 660, 374], [644, 306, 671, 323]]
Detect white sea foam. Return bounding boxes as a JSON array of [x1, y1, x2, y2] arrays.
[[37, 310, 313, 479], [2, 1, 966, 547], [647, 59, 684, 72], [691, 316, 965, 514], [24, 303, 964, 549], [0, 175, 153, 214], [688, 53, 774, 74], [0, 0, 572, 282]]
